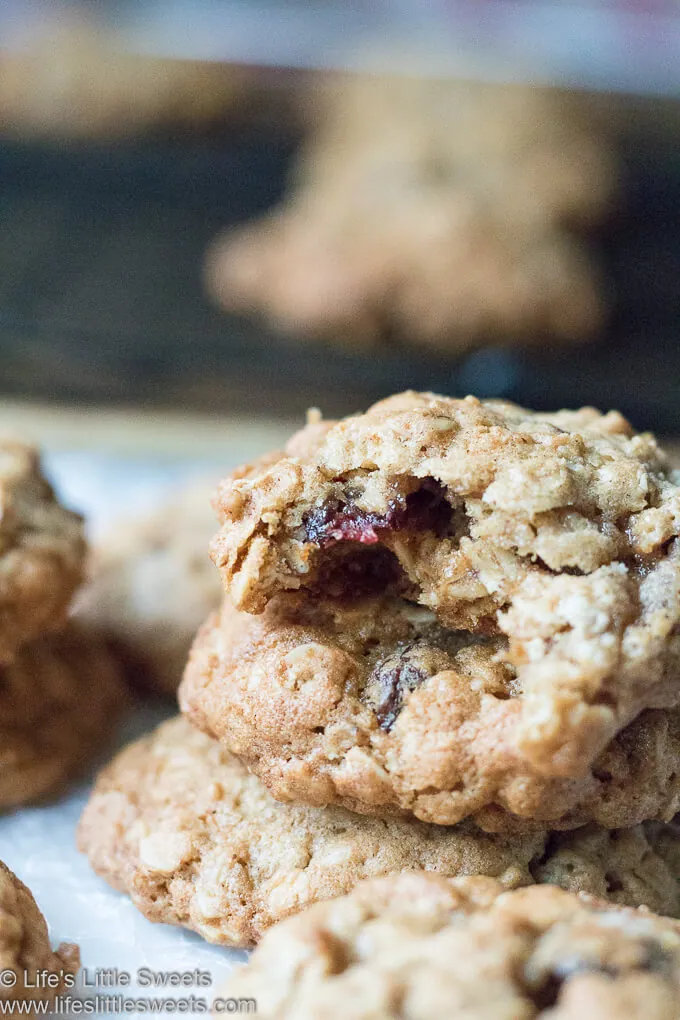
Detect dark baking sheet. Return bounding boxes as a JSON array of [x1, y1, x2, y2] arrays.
[[0, 112, 678, 432]]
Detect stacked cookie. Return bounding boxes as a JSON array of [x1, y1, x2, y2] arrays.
[[221, 874, 680, 1019], [80, 392, 680, 950], [0, 439, 126, 808]]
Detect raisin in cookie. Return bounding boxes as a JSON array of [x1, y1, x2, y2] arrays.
[[181, 595, 680, 829], [209, 393, 680, 802], [0, 625, 128, 808], [0, 861, 78, 1005], [207, 75, 615, 351], [221, 874, 680, 1019], [80, 480, 222, 697], [0, 439, 85, 663], [78, 717, 680, 949]]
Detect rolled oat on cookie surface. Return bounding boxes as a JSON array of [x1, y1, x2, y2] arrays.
[[78, 717, 680, 949], [200, 392, 680, 825], [219, 873, 680, 1019], [77, 716, 542, 947], [181, 594, 680, 829]]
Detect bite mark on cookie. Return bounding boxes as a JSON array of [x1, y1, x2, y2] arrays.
[[303, 478, 452, 547], [314, 545, 406, 600]]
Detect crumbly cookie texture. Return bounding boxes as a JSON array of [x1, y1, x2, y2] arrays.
[[80, 480, 222, 697], [77, 716, 542, 947], [78, 717, 680, 949], [209, 393, 680, 807], [0, 625, 128, 809], [181, 596, 680, 829], [0, 439, 85, 664], [222, 873, 680, 1019], [531, 821, 680, 919], [206, 74, 615, 350], [0, 861, 79, 1004]]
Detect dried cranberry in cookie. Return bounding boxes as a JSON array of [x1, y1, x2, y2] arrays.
[[211, 393, 680, 783]]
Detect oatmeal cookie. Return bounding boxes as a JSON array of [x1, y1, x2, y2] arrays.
[[222, 873, 680, 1019], [207, 75, 615, 350], [77, 716, 544, 947], [0, 625, 128, 809], [80, 480, 222, 697], [0, 439, 85, 663], [78, 718, 680, 948], [0, 861, 78, 1004], [181, 595, 680, 829], [208, 393, 680, 816]]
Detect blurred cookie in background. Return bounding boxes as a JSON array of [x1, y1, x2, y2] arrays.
[[79, 479, 222, 698], [206, 73, 617, 353], [0, 861, 79, 1003], [0, 438, 85, 665], [0, 625, 127, 810], [0, 14, 256, 139]]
